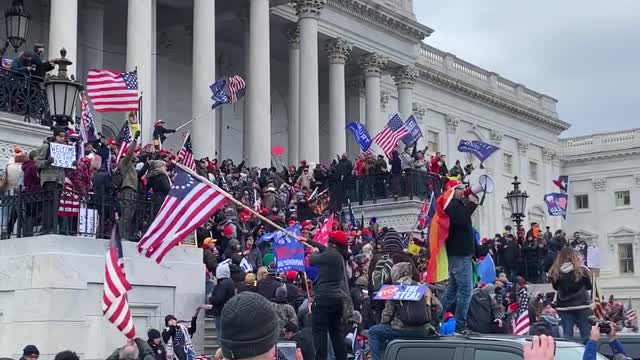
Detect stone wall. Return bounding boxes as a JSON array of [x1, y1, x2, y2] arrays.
[[0, 235, 205, 360]]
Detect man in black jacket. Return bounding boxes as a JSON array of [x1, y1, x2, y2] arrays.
[[440, 180, 478, 332], [210, 262, 236, 340], [467, 284, 505, 334], [152, 120, 176, 148]]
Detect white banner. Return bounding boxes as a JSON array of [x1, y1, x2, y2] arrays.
[[50, 143, 76, 168], [587, 246, 600, 269], [78, 208, 99, 238]]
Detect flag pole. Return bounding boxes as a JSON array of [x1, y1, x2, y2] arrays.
[[174, 162, 312, 248], [175, 119, 193, 132], [303, 272, 312, 314]]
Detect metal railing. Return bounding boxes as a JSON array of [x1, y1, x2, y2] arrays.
[[0, 188, 156, 240], [0, 67, 51, 125], [327, 169, 440, 206]]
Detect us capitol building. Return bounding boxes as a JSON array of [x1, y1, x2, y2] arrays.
[[0, 0, 638, 357]]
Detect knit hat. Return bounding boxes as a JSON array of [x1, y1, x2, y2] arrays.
[[148, 329, 162, 340], [329, 230, 348, 247], [22, 345, 39, 357], [266, 261, 276, 275], [275, 285, 288, 301], [164, 314, 177, 326], [382, 231, 404, 251], [219, 292, 279, 360]]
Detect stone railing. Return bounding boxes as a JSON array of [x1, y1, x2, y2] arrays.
[[417, 43, 558, 115], [560, 129, 640, 154]]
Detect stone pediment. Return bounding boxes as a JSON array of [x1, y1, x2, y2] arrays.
[[608, 226, 638, 238]]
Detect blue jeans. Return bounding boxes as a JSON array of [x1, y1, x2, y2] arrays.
[[559, 308, 592, 343], [368, 324, 428, 360], [441, 256, 473, 329]]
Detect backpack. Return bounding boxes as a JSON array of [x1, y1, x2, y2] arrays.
[[396, 298, 431, 326], [112, 169, 123, 190], [371, 255, 394, 292]]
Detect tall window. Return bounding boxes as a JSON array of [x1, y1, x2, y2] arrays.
[[529, 161, 539, 181], [619, 243, 634, 274], [614, 190, 631, 207], [574, 194, 589, 210], [503, 153, 513, 174], [427, 130, 439, 153]]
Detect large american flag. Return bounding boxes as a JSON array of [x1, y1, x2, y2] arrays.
[[87, 69, 139, 113], [513, 287, 530, 335], [227, 75, 246, 104], [137, 166, 229, 263], [102, 224, 136, 338], [177, 133, 195, 170], [115, 121, 133, 164], [370, 114, 410, 158]]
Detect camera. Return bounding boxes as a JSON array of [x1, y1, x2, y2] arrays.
[[588, 316, 612, 334]]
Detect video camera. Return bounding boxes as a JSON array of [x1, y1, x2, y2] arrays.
[[588, 316, 612, 334]]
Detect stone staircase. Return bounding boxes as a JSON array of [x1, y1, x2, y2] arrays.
[[203, 316, 219, 356]]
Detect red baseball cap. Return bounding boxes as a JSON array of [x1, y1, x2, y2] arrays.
[[329, 230, 348, 246], [107, 138, 116, 146]]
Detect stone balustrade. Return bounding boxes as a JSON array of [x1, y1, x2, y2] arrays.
[[418, 43, 558, 115], [560, 128, 640, 154]]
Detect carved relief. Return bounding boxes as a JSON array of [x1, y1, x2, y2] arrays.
[[393, 66, 418, 89], [293, 0, 326, 18], [325, 38, 352, 64], [0, 141, 38, 161], [517, 140, 529, 155], [360, 53, 388, 77], [543, 148, 556, 161], [412, 102, 426, 120], [444, 114, 459, 134], [489, 130, 503, 145], [593, 178, 607, 192], [285, 24, 300, 49], [380, 93, 390, 110]]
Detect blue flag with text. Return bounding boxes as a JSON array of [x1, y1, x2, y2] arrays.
[[346, 122, 372, 152], [457, 139, 499, 162], [274, 225, 306, 273], [401, 115, 423, 145]]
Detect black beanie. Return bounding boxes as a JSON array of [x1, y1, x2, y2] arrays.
[[219, 292, 279, 360], [23, 345, 40, 357], [148, 328, 161, 340], [165, 314, 177, 326]]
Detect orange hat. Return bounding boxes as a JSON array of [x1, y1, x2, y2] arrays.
[[329, 230, 348, 246], [203, 237, 216, 248], [14, 146, 21, 154]]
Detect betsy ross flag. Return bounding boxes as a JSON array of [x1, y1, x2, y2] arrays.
[[177, 133, 195, 170], [102, 224, 136, 338], [369, 114, 410, 158], [513, 287, 531, 335], [87, 69, 139, 112], [210, 75, 246, 109], [137, 166, 229, 263], [115, 120, 133, 164]]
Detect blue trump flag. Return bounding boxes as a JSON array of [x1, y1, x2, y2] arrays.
[[346, 121, 372, 151], [457, 139, 499, 162], [274, 224, 306, 273], [210, 79, 229, 109], [477, 255, 496, 284], [401, 115, 423, 145]]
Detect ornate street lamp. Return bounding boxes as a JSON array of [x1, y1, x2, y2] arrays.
[[44, 48, 83, 128], [505, 176, 529, 231], [4, 0, 30, 52]]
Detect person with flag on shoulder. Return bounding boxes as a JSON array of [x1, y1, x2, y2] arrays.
[[152, 119, 176, 149]]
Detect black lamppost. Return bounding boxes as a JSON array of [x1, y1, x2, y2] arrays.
[[505, 176, 529, 232], [44, 48, 84, 128], [4, 0, 30, 52]]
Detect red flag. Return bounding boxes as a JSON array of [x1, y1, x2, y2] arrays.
[[313, 214, 334, 246], [272, 145, 285, 156]]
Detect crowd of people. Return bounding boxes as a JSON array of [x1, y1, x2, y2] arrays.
[[2, 124, 639, 360]]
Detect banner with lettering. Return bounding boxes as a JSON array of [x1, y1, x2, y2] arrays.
[[346, 121, 372, 152], [544, 192, 568, 219], [50, 143, 76, 168], [401, 115, 423, 145], [457, 139, 499, 162], [274, 224, 306, 273], [374, 284, 428, 301]]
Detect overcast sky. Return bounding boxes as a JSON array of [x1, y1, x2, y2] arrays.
[[413, 1, 640, 137]]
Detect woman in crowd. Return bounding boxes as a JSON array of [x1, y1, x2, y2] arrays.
[[548, 247, 593, 342]]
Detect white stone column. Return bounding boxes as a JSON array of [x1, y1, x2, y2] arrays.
[[360, 53, 387, 136], [287, 25, 300, 166], [326, 38, 351, 159], [241, 8, 250, 159], [295, 0, 325, 163], [393, 66, 418, 120], [79, 0, 104, 131], [191, 0, 216, 158], [246, 0, 271, 167], [346, 77, 365, 158], [126, 0, 156, 145], [49, 0, 78, 77]]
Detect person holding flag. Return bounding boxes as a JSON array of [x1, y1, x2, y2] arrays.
[[427, 179, 479, 333]]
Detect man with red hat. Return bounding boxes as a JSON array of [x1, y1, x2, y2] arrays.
[[152, 119, 176, 149], [306, 230, 350, 360]]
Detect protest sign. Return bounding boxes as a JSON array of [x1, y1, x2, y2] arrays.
[[78, 208, 98, 238], [374, 284, 428, 301], [274, 225, 305, 273], [457, 139, 499, 162], [50, 143, 76, 168], [544, 193, 568, 218], [587, 246, 600, 269]]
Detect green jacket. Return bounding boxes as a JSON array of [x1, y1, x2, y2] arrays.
[[35, 142, 65, 186], [119, 139, 138, 191]]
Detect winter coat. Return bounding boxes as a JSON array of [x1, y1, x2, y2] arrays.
[[203, 248, 218, 275], [106, 337, 156, 360], [308, 239, 348, 300], [152, 125, 176, 144], [390, 156, 402, 174], [380, 262, 442, 331], [67, 158, 94, 195], [4, 158, 25, 192], [35, 142, 65, 186], [444, 198, 478, 257], [161, 318, 197, 360], [503, 238, 521, 267], [467, 287, 504, 333], [147, 170, 171, 205], [551, 263, 592, 311], [147, 340, 166, 360], [295, 173, 314, 190], [118, 139, 138, 191], [21, 160, 40, 193], [244, 247, 263, 272], [272, 298, 298, 333], [374, 158, 388, 174], [257, 275, 283, 301], [367, 243, 419, 286], [210, 263, 236, 315], [334, 159, 353, 178], [400, 152, 414, 170]]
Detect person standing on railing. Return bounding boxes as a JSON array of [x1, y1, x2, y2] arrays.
[[118, 130, 140, 241], [35, 128, 67, 234]]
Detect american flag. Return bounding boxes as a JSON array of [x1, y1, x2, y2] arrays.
[[57, 177, 80, 217], [137, 166, 229, 263], [79, 92, 97, 143], [87, 69, 139, 113], [178, 133, 195, 170], [102, 224, 136, 338], [592, 275, 604, 319], [227, 75, 246, 104], [115, 121, 133, 164], [370, 114, 410, 158], [627, 298, 637, 325], [513, 287, 530, 335]]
